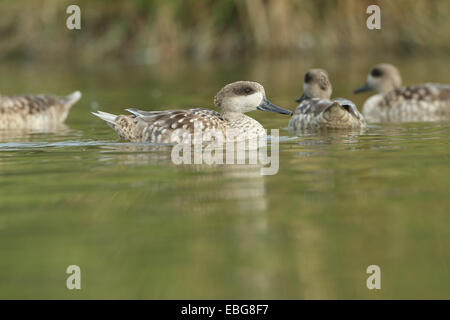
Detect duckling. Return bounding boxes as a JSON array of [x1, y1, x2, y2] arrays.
[[0, 91, 81, 129], [289, 69, 366, 131], [92, 81, 292, 143], [354, 63, 450, 122]]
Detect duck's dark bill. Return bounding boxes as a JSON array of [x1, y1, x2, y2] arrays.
[[295, 94, 307, 103], [354, 83, 371, 94], [257, 98, 292, 115]]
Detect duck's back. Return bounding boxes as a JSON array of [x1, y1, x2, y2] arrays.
[[108, 108, 224, 143], [0, 91, 81, 129], [363, 83, 450, 122], [289, 98, 365, 130], [131, 108, 226, 143]]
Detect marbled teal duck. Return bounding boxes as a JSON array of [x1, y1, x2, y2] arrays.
[[92, 81, 292, 143], [289, 69, 366, 130], [354, 63, 450, 122], [0, 91, 81, 129]]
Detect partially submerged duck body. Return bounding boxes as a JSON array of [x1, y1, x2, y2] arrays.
[[93, 81, 292, 144], [290, 97, 366, 130], [93, 107, 267, 144], [289, 69, 366, 131], [0, 91, 81, 129], [355, 64, 450, 123]]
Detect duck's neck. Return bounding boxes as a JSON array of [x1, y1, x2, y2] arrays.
[[221, 111, 248, 122], [379, 81, 401, 95]]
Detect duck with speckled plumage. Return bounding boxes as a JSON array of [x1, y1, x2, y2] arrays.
[[354, 63, 450, 123], [0, 91, 81, 129], [93, 81, 292, 143], [289, 69, 366, 131]]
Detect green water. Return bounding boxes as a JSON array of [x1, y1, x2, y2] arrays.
[[0, 55, 449, 299]]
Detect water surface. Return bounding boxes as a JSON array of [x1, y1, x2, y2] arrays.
[[0, 55, 449, 299]]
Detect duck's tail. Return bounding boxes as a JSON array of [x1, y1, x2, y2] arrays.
[[60, 91, 82, 109], [91, 110, 118, 125], [92, 110, 138, 141]]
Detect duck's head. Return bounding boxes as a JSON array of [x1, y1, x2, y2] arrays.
[[214, 81, 292, 116], [354, 63, 402, 95], [296, 69, 332, 103]]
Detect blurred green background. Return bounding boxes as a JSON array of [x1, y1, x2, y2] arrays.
[[1, 0, 449, 63]]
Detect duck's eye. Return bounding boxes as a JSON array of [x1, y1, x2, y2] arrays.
[[233, 86, 255, 95], [244, 87, 253, 94], [371, 68, 383, 77], [304, 72, 312, 83]]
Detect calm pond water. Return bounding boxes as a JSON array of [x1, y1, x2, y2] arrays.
[[0, 55, 449, 299]]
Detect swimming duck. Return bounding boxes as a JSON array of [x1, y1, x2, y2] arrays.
[[0, 91, 81, 129], [92, 81, 292, 143], [354, 63, 450, 122], [289, 69, 366, 130]]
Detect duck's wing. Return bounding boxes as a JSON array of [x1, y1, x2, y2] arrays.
[[290, 98, 336, 130], [385, 84, 450, 104], [422, 83, 450, 100], [333, 98, 356, 108], [93, 108, 225, 143], [333, 98, 365, 120], [125, 108, 175, 117], [290, 98, 366, 130], [0, 91, 81, 115], [126, 107, 221, 119], [370, 84, 450, 122], [126, 108, 222, 127], [0, 95, 53, 114], [293, 98, 335, 116], [137, 108, 227, 143]]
